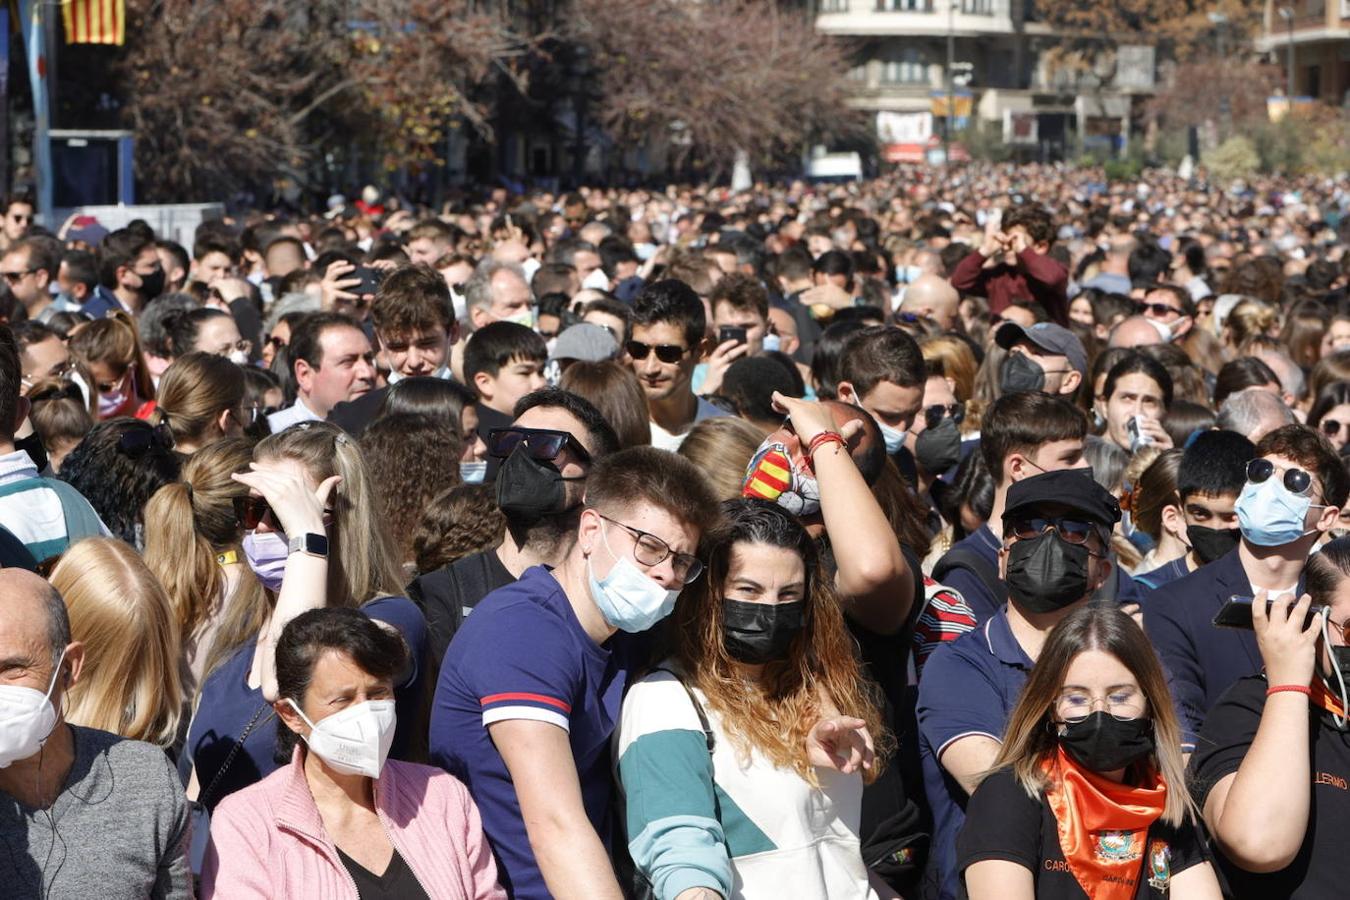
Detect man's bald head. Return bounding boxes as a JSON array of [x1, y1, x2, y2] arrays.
[[901, 275, 960, 331], [1108, 315, 1164, 349], [0, 569, 69, 667]]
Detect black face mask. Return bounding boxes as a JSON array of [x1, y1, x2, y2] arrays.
[[494, 445, 582, 523], [1058, 711, 1155, 772], [1185, 524, 1239, 565], [1000, 353, 1046, 394], [722, 599, 806, 664], [915, 418, 962, 476], [138, 267, 166, 302], [1005, 531, 1092, 614]]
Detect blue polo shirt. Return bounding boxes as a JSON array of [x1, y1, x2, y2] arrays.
[[429, 565, 645, 900], [916, 606, 1034, 900], [1135, 555, 1190, 591], [934, 524, 1003, 625]]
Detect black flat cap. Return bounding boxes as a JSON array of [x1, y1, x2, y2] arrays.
[[1002, 469, 1122, 528]]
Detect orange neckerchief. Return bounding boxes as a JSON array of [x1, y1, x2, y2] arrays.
[[1041, 747, 1167, 900], [1310, 679, 1346, 719]]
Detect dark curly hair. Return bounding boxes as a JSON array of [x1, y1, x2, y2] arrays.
[[58, 418, 181, 546], [412, 483, 506, 575], [360, 412, 462, 567]]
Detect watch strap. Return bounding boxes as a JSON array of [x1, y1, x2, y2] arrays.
[[287, 532, 328, 557]]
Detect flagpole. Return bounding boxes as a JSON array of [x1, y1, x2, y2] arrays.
[[17, 0, 52, 226], [0, 4, 10, 198]]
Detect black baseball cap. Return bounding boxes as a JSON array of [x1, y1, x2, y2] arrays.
[[1002, 469, 1121, 530]]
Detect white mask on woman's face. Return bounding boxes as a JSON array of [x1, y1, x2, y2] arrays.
[[287, 698, 397, 779]]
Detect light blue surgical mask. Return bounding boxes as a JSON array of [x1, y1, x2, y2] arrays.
[[459, 460, 487, 484], [1235, 477, 1320, 547], [586, 525, 679, 633], [850, 396, 907, 456], [761, 333, 781, 353]]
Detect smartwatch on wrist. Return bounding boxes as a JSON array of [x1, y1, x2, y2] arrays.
[[287, 532, 329, 558]]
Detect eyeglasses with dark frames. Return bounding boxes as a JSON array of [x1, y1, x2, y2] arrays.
[[596, 512, 704, 583]]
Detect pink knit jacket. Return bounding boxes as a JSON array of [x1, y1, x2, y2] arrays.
[[202, 747, 505, 899]]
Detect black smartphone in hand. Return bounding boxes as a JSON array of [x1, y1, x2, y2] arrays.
[[1213, 594, 1325, 630], [718, 326, 747, 346]]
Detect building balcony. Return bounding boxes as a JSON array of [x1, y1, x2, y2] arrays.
[[1254, 0, 1350, 50], [817, 0, 1015, 37]]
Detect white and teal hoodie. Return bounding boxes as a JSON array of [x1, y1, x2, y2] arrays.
[[614, 667, 879, 900]]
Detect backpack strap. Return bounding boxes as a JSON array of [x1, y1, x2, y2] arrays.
[[932, 546, 1009, 607], [652, 666, 714, 754]]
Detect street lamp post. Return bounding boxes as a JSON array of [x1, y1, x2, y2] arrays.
[[1278, 6, 1296, 97], [945, 0, 955, 165]]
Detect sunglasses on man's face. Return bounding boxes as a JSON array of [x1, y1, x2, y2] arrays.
[[1009, 516, 1100, 547], [487, 427, 592, 465], [924, 403, 965, 430], [1136, 301, 1182, 318], [1246, 458, 1314, 497], [625, 340, 688, 364]]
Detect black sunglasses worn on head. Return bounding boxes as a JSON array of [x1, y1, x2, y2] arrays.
[[625, 340, 688, 364], [488, 427, 592, 465], [117, 422, 175, 458], [1246, 458, 1313, 497]]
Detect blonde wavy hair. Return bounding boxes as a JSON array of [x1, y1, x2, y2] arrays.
[[671, 499, 890, 785], [49, 538, 183, 747], [987, 605, 1195, 827], [201, 421, 406, 679]]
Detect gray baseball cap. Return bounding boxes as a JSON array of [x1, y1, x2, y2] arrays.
[[550, 323, 619, 363], [995, 321, 1088, 377]]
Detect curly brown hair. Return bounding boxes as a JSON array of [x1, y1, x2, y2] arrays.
[[360, 412, 463, 567], [412, 483, 505, 574]]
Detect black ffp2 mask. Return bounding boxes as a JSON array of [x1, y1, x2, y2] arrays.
[[494, 445, 582, 523], [1185, 524, 1239, 565], [1005, 531, 1092, 614], [1058, 711, 1155, 772], [915, 418, 962, 476], [1000, 352, 1046, 394], [722, 599, 806, 664]]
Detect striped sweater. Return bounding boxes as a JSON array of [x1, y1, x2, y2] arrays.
[[615, 667, 879, 900]]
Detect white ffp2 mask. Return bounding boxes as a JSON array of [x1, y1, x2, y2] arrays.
[[287, 698, 397, 779]]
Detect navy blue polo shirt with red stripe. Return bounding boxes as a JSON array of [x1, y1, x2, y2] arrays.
[[917, 606, 1035, 900], [429, 565, 641, 899]]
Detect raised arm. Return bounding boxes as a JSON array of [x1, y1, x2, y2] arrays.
[[231, 465, 341, 701], [1204, 593, 1317, 873], [773, 392, 913, 634]]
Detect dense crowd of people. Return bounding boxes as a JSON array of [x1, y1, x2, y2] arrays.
[[0, 161, 1347, 899]]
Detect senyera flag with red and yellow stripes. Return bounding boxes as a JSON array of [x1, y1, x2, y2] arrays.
[[61, 0, 125, 46]]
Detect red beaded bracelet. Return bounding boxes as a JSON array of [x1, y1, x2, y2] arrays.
[[807, 430, 845, 458], [1266, 684, 1312, 698]]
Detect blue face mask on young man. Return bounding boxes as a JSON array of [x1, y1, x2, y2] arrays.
[[850, 396, 906, 456], [587, 523, 680, 633], [1235, 474, 1322, 547]]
